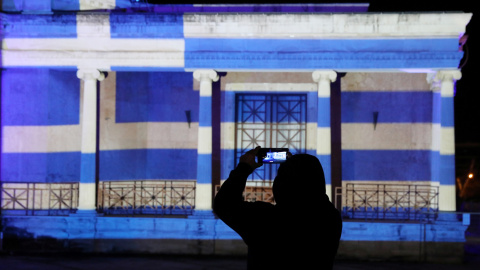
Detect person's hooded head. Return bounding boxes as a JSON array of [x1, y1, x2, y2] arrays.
[[272, 154, 326, 207]]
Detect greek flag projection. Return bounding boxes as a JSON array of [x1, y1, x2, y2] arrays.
[[0, 3, 473, 262]]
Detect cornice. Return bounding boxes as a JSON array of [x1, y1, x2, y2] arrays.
[[184, 13, 472, 38]]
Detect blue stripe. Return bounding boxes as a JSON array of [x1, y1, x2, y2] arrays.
[[221, 91, 236, 123], [341, 92, 433, 123], [185, 52, 462, 70], [439, 154, 455, 185], [1, 14, 77, 38], [199, 96, 212, 127], [186, 38, 458, 53], [220, 149, 236, 180], [307, 92, 317, 122], [111, 67, 185, 72], [1, 152, 81, 183], [220, 149, 324, 181], [317, 154, 331, 185], [342, 150, 432, 181], [2, 69, 80, 126], [432, 92, 441, 124], [441, 96, 454, 127], [430, 151, 440, 183], [115, 72, 197, 123], [99, 149, 197, 181], [110, 13, 184, 38], [51, 1, 80, 10], [80, 153, 96, 184], [317, 97, 330, 127], [197, 154, 212, 184]]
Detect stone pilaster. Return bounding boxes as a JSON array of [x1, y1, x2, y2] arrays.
[[434, 70, 461, 211], [312, 70, 337, 201], [193, 70, 219, 212], [75, 68, 105, 214]]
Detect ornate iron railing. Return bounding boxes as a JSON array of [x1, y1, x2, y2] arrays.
[[98, 180, 196, 216], [340, 183, 440, 221], [0, 182, 78, 216], [215, 183, 275, 204]]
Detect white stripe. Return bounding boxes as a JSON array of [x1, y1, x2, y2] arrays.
[[77, 13, 111, 38], [196, 183, 212, 210], [306, 123, 317, 151], [77, 183, 97, 211], [341, 72, 430, 92], [197, 127, 212, 154], [3, 38, 185, 52], [439, 185, 456, 211], [100, 122, 199, 151], [440, 127, 455, 155], [221, 122, 236, 150], [225, 83, 317, 92], [342, 123, 439, 150], [3, 125, 81, 153], [3, 122, 201, 153], [183, 13, 469, 38], [325, 184, 332, 203], [1, 50, 185, 69], [79, 0, 115, 10], [316, 127, 331, 155]]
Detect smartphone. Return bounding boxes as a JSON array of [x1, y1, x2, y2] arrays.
[[257, 148, 289, 163]]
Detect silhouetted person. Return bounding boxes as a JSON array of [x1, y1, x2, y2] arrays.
[[214, 146, 342, 270]]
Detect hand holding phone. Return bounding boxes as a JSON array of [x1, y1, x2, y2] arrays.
[[256, 148, 289, 163]]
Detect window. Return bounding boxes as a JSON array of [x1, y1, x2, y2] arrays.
[[235, 94, 307, 182]]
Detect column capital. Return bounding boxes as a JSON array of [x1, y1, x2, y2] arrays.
[[193, 69, 219, 82], [435, 69, 462, 82], [77, 68, 105, 81], [312, 70, 337, 83]]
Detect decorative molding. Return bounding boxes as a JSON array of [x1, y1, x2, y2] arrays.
[[193, 69, 219, 82], [184, 52, 463, 70], [77, 68, 105, 81], [312, 70, 337, 83]]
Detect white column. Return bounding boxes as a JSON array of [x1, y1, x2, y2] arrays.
[[76, 68, 105, 213], [193, 69, 219, 212], [435, 70, 461, 211], [312, 70, 337, 201]]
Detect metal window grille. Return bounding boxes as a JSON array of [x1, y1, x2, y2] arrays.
[[235, 94, 307, 183]]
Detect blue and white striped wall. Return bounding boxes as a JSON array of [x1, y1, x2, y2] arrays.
[[1, 70, 200, 183], [0, 12, 470, 71], [0, 11, 471, 212], [339, 72, 458, 210]]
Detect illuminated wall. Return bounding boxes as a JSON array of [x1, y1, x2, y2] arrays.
[[2, 69, 81, 183], [99, 71, 198, 181], [340, 73, 441, 197], [0, 3, 473, 261]]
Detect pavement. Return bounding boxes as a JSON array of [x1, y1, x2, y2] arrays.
[[0, 254, 479, 270]]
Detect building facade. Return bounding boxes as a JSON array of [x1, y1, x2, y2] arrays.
[[0, 2, 473, 262]]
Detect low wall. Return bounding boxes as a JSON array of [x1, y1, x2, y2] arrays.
[[0, 213, 469, 263]]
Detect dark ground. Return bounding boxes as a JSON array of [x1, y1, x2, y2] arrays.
[[0, 254, 479, 270]]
